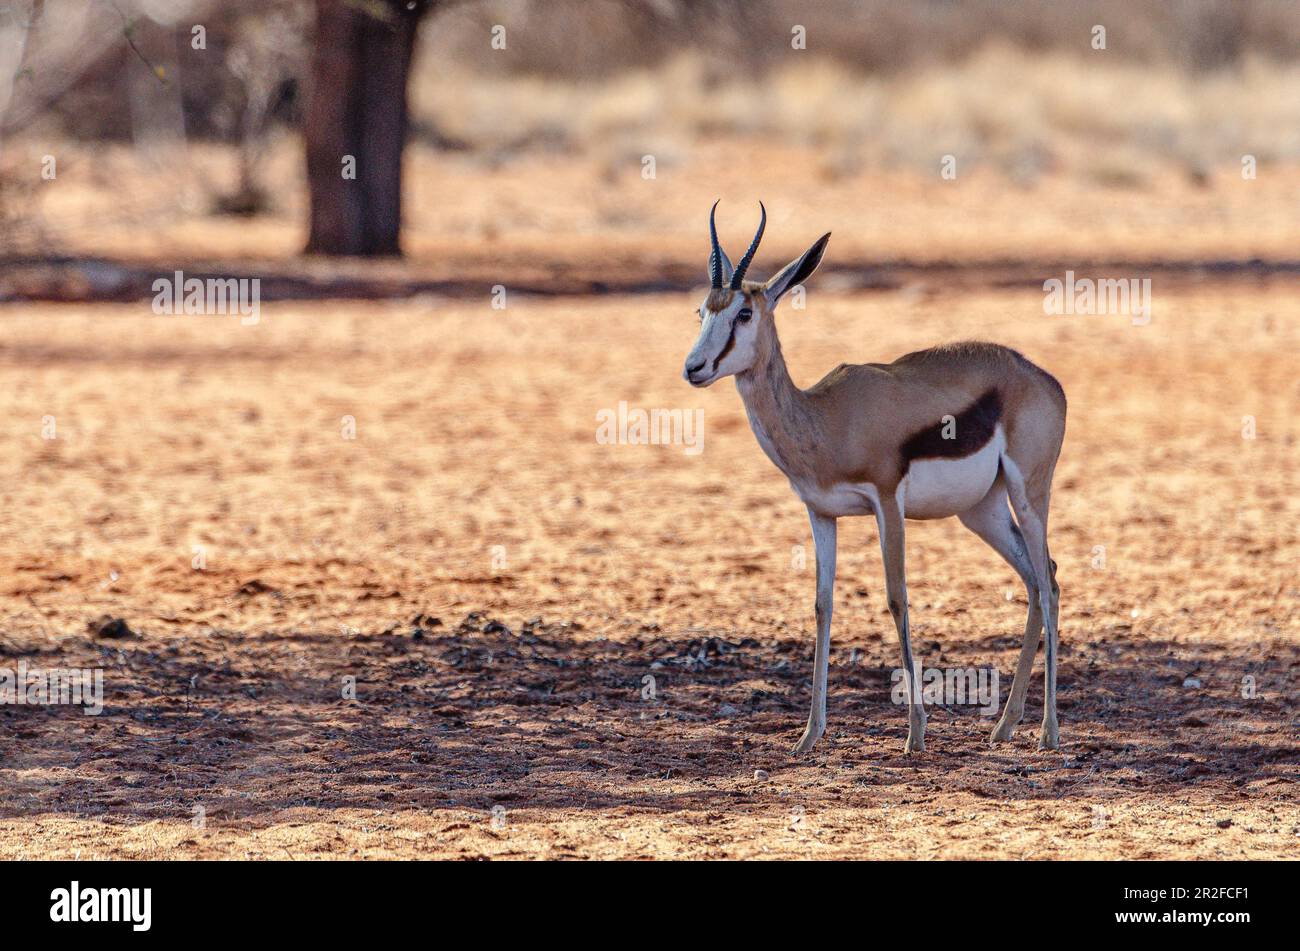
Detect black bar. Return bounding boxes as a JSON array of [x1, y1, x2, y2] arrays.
[[0, 859, 1277, 938]]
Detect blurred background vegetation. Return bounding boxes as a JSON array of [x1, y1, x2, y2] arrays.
[[2, 0, 1299, 269]]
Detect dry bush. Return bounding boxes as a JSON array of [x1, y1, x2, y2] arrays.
[[423, 0, 1300, 78], [408, 44, 1300, 182]]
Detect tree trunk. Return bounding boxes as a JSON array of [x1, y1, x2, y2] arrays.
[[304, 0, 426, 256]]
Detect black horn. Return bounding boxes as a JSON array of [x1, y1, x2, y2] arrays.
[[730, 201, 765, 289], [708, 199, 724, 288]]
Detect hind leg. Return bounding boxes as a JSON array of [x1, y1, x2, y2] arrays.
[[958, 484, 1041, 743], [1002, 457, 1060, 750]]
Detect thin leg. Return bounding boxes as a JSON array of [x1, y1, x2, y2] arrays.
[[877, 488, 925, 753], [1043, 554, 1060, 741], [1002, 459, 1060, 750], [958, 484, 1041, 743], [793, 508, 836, 754]]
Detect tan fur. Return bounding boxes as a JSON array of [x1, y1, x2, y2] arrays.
[[735, 309, 1065, 506], [704, 287, 739, 314]]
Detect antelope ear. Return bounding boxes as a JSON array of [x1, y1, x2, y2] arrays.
[[709, 245, 735, 285], [764, 232, 831, 306]]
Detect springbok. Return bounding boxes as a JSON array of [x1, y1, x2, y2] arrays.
[[683, 202, 1066, 754]]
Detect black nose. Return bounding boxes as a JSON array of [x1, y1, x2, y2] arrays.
[[685, 359, 706, 376]]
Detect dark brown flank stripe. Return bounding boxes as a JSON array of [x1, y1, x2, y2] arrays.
[[899, 388, 1003, 468]]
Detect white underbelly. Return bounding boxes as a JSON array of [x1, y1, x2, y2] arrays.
[[792, 479, 878, 517], [900, 427, 1004, 519], [782, 428, 1004, 520]]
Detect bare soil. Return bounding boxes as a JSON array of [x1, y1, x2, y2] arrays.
[[0, 281, 1295, 859]]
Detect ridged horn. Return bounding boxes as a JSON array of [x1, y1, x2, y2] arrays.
[[730, 201, 765, 289], [708, 199, 723, 288]]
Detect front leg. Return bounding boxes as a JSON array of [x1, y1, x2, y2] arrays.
[[876, 489, 926, 753], [792, 508, 836, 754]]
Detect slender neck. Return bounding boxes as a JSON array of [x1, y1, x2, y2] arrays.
[[735, 324, 820, 480]]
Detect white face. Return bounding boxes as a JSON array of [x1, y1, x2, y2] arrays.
[[682, 292, 759, 387]]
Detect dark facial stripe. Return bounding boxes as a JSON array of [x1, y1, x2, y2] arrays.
[[900, 388, 1003, 466], [711, 316, 737, 372]]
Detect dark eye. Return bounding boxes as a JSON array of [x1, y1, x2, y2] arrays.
[[736, 308, 752, 322]]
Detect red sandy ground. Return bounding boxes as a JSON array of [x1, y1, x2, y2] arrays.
[[0, 280, 1295, 858]]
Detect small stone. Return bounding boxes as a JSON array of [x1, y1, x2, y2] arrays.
[[1216, 818, 1233, 829], [718, 703, 739, 716], [88, 616, 135, 639], [754, 769, 770, 781], [1182, 677, 1202, 689]]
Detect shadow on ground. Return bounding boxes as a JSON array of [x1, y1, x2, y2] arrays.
[[2, 612, 1294, 827]]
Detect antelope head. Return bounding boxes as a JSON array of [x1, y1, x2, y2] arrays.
[[683, 200, 830, 387]]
